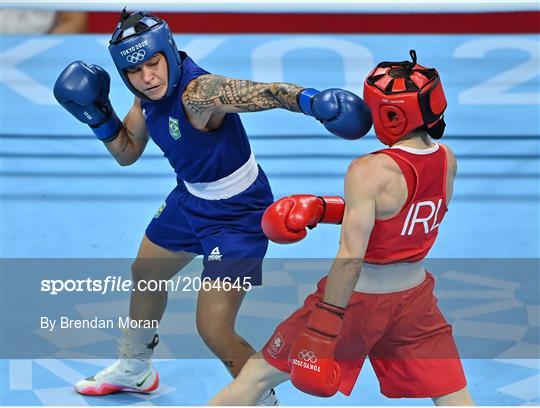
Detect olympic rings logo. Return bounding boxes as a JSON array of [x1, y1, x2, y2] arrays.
[[298, 349, 317, 363], [126, 49, 146, 64]]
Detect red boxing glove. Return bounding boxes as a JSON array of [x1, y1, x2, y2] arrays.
[[261, 195, 345, 244], [289, 301, 345, 397]]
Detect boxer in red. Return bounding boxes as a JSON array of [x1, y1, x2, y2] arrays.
[[209, 51, 473, 406]]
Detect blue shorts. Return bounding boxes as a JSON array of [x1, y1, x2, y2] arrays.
[[145, 167, 273, 286]]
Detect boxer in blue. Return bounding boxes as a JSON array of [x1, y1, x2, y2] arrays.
[[54, 10, 371, 403]]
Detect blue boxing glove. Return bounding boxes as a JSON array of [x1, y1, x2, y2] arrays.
[[54, 61, 122, 142], [298, 88, 372, 140]]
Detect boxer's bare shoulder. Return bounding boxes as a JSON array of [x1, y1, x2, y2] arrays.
[[346, 153, 402, 193]]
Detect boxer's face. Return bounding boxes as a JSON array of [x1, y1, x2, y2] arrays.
[[126, 53, 168, 100]]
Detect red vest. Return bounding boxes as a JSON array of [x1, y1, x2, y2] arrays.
[[364, 144, 448, 264]]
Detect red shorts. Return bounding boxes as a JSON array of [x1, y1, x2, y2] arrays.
[[262, 272, 467, 398]]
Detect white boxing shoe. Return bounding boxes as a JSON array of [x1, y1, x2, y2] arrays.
[[75, 358, 159, 396], [75, 333, 159, 396], [258, 389, 279, 406]]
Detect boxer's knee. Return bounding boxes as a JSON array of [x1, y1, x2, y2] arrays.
[[196, 287, 247, 352], [131, 258, 154, 283], [196, 315, 233, 351]]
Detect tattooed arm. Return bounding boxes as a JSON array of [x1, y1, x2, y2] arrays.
[[104, 97, 149, 166], [182, 74, 304, 131]]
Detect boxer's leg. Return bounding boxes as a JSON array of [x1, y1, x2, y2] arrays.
[[196, 286, 252, 378], [75, 187, 202, 396], [75, 235, 197, 396], [209, 353, 289, 406], [129, 234, 196, 322], [432, 386, 474, 406]]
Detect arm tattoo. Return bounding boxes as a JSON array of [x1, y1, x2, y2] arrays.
[[186, 75, 304, 113]]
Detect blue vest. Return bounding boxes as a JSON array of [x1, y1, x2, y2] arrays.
[[141, 52, 252, 183]]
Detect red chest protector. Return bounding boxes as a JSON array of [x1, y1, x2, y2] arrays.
[[364, 144, 448, 264]]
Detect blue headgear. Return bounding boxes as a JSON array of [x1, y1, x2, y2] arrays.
[[108, 11, 182, 101]]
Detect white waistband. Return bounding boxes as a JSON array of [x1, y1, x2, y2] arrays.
[[354, 261, 426, 294], [183, 152, 258, 200]]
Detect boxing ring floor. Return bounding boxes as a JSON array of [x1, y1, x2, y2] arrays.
[[1, 34, 539, 405]]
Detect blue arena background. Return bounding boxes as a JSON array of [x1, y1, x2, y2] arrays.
[[1, 33, 539, 405]]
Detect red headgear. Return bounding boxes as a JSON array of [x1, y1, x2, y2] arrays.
[[363, 50, 447, 146]]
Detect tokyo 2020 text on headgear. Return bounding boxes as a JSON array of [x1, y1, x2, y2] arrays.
[[363, 50, 447, 146], [108, 9, 182, 101]]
